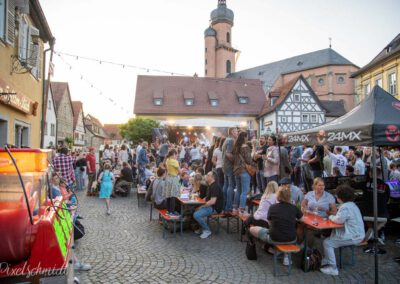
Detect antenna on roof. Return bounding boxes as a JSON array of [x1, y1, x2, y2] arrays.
[[329, 37, 332, 48]]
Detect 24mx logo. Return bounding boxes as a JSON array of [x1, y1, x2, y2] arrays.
[[327, 131, 362, 142]]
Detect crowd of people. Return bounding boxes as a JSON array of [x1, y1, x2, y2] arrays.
[[49, 130, 400, 277]]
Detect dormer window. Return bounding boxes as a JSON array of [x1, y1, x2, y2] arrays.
[[270, 97, 277, 106], [238, 97, 248, 104], [210, 99, 219, 107], [185, 99, 194, 106], [154, 98, 163, 106]]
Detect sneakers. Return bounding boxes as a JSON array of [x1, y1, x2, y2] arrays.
[[200, 230, 212, 239], [106, 209, 111, 215], [74, 261, 91, 271], [283, 254, 292, 266], [320, 266, 339, 276], [194, 229, 202, 235]]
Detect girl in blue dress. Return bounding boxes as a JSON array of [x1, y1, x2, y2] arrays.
[[98, 163, 115, 215]]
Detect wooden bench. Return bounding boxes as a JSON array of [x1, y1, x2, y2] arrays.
[[273, 244, 301, 276], [338, 240, 368, 269], [157, 209, 182, 239], [136, 187, 147, 208]]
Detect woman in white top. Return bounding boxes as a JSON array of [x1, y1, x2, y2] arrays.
[[242, 181, 278, 235], [118, 144, 129, 164]]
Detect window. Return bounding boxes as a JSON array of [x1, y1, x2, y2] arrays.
[[238, 97, 248, 104], [302, 114, 309, 123], [311, 114, 317, 123], [0, 118, 8, 146], [18, 16, 29, 63], [318, 77, 325, 86], [281, 117, 287, 123], [205, 59, 207, 65], [185, 99, 194, 106], [364, 83, 371, 96], [375, 78, 382, 88], [205, 47, 207, 53], [0, 0, 5, 40], [226, 32, 230, 43], [74, 133, 79, 140], [14, 122, 30, 148], [388, 73, 397, 95], [294, 93, 300, 102], [153, 98, 163, 106], [44, 123, 48, 135], [48, 100, 51, 110], [50, 124, 55, 136], [337, 76, 345, 84], [210, 99, 218, 107], [226, 60, 231, 74], [270, 97, 277, 106], [261, 118, 264, 131], [205, 69, 207, 75]]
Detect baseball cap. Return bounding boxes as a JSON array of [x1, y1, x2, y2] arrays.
[[279, 177, 291, 185]]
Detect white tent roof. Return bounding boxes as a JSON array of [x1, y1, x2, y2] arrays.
[[160, 118, 245, 128]]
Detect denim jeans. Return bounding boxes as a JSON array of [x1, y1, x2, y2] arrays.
[[234, 171, 251, 210], [75, 168, 85, 190], [193, 206, 216, 231], [322, 237, 361, 269], [138, 164, 146, 186], [256, 170, 266, 193], [223, 170, 235, 211]]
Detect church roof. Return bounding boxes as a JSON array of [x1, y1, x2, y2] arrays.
[[204, 26, 217, 37], [211, 0, 234, 25], [134, 75, 266, 116], [228, 48, 357, 89], [351, 33, 400, 78]]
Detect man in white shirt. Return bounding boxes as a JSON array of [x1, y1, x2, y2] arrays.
[[354, 151, 366, 175], [325, 146, 348, 176], [136, 139, 143, 164], [190, 144, 201, 165]]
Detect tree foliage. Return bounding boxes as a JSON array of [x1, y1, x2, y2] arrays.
[[120, 117, 160, 143]]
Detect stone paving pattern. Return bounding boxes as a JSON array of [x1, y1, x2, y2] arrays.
[[74, 189, 400, 284]]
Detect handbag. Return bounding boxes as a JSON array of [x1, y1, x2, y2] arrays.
[[245, 237, 257, 260], [245, 163, 257, 177]]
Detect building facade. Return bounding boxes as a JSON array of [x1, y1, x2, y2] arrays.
[[43, 82, 57, 147], [229, 48, 359, 112], [351, 33, 399, 103], [84, 114, 108, 150], [204, 0, 238, 78], [51, 81, 74, 147], [258, 76, 326, 135], [0, 0, 52, 148], [72, 101, 86, 150], [104, 124, 123, 145]]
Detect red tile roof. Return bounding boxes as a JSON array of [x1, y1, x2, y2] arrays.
[[134, 75, 266, 116], [50, 81, 73, 114], [258, 76, 299, 117], [104, 124, 123, 140], [71, 101, 84, 130]]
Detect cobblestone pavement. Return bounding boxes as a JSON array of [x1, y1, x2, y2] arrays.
[[74, 189, 400, 284]]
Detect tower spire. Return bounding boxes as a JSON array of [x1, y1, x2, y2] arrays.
[[219, 0, 226, 6]]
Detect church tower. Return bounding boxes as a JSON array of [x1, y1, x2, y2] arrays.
[[204, 0, 238, 78]]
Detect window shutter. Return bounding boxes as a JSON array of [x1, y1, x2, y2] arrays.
[[6, 0, 15, 45]]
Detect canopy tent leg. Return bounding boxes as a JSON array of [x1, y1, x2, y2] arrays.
[[372, 146, 378, 284]]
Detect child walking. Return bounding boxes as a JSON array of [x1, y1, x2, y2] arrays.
[[98, 163, 115, 215]]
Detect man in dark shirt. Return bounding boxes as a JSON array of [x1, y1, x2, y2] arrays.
[[309, 144, 324, 178], [193, 170, 223, 239], [114, 162, 133, 195]]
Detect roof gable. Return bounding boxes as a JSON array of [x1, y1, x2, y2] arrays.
[[72, 101, 85, 131], [258, 75, 326, 117], [50, 81, 74, 115], [229, 48, 358, 90], [134, 76, 266, 116]]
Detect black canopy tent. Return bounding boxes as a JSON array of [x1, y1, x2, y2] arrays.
[[286, 86, 400, 283]]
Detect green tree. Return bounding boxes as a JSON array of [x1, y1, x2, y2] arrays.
[[64, 136, 73, 148], [120, 117, 160, 143]]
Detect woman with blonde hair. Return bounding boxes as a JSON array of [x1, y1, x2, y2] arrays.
[[192, 173, 208, 199], [242, 181, 278, 234], [163, 149, 181, 216]]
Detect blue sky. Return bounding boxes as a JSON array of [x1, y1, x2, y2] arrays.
[[40, 0, 400, 123]]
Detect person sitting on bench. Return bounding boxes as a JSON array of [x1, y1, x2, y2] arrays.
[[320, 184, 365, 276], [114, 162, 133, 195], [250, 187, 303, 266]]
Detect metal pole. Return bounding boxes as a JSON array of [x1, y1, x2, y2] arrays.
[[372, 146, 378, 284]]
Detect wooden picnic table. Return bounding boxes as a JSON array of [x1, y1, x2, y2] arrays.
[[300, 213, 344, 272], [177, 197, 206, 234]]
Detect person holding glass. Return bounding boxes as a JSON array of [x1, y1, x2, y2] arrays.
[[301, 177, 337, 218]]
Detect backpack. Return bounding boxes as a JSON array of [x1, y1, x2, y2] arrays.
[[302, 248, 322, 271], [245, 236, 257, 260], [74, 219, 86, 240]]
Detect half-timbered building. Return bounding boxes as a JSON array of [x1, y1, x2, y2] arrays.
[[258, 75, 327, 135]]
